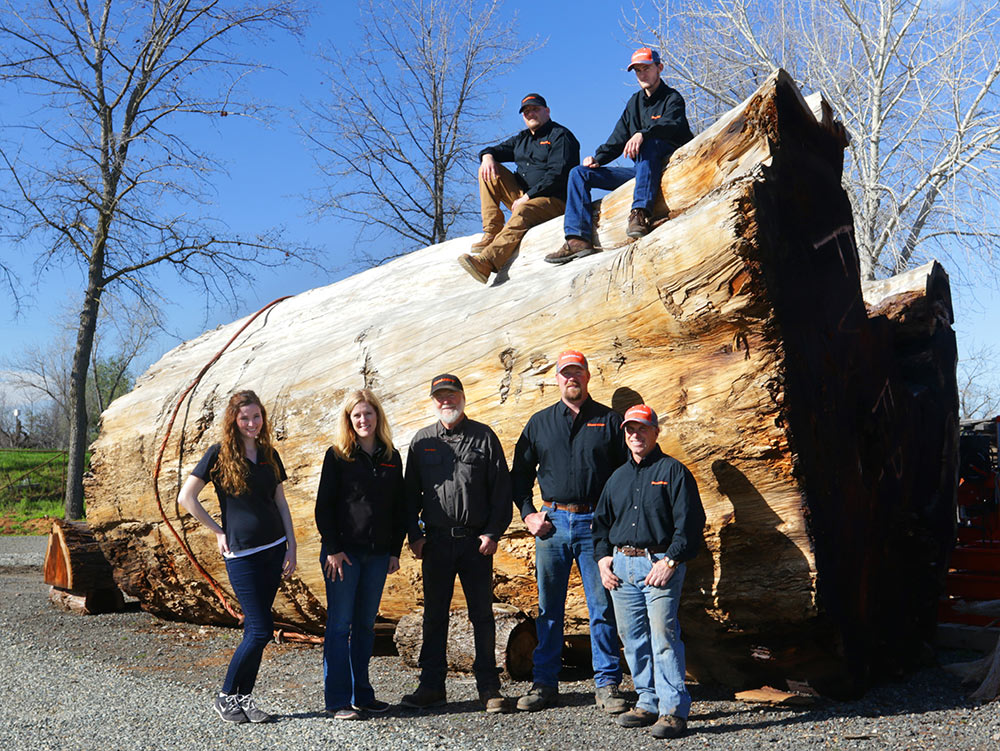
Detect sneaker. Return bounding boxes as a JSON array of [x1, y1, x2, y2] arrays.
[[544, 237, 597, 265], [479, 688, 513, 714], [616, 707, 658, 728], [595, 683, 629, 715], [400, 684, 447, 709], [516, 683, 558, 712], [213, 693, 248, 724], [329, 706, 362, 720], [626, 207, 652, 238], [470, 233, 497, 253], [236, 694, 274, 723], [458, 253, 494, 284], [352, 698, 390, 714], [650, 714, 687, 739]]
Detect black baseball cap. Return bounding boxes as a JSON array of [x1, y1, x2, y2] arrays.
[[519, 93, 547, 112], [429, 373, 464, 396]]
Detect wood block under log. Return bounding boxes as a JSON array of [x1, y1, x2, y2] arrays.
[[85, 70, 958, 697], [48, 585, 125, 615]]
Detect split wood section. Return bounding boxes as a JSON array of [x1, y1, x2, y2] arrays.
[[44, 518, 124, 614], [85, 70, 957, 697]]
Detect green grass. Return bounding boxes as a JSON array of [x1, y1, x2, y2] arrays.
[[0, 449, 88, 523]]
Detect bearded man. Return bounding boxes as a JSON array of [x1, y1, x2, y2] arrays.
[[402, 373, 514, 714]]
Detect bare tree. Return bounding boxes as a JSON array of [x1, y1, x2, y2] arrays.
[[0, 0, 313, 519], [629, 0, 1000, 282], [959, 343, 1000, 420], [307, 0, 538, 260]]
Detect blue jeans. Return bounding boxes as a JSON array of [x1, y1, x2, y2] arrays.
[[532, 508, 621, 687], [609, 551, 690, 718], [321, 547, 390, 710], [222, 543, 285, 695], [563, 138, 674, 240]]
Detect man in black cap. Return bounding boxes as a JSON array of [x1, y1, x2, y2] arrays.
[[546, 47, 693, 265], [458, 93, 580, 284], [401, 374, 514, 713]]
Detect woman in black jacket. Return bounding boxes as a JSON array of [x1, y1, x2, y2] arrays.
[[315, 388, 406, 719]]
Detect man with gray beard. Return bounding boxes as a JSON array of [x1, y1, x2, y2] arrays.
[[402, 374, 514, 713]]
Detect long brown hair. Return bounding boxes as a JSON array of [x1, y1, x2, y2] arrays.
[[332, 389, 395, 461], [216, 390, 280, 495]]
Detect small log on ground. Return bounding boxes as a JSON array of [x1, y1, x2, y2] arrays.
[[44, 519, 124, 614]]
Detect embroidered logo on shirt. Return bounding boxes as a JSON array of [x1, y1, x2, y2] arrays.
[[651, 115, 662, 119], [423, 448, 437, 452], [380, 463, 397, 468], [540, 140, 551, 145], [650, 480, 669, 485], [586, 422, 605, 427]]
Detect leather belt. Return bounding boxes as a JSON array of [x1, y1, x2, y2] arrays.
[[427, 526, 477, 538], [616, 545, 669, 557], [542, 500, 595, 514]]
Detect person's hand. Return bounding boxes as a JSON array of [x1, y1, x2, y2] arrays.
[[624, 132, 644, 160], [644, 558, 676, 587], [480, 153, 498, 182], [478, 535, 498, 556], [282, 545, 297, 578], [598, 556, 620, 590], [323, 551, 351, 580], [524, 511, 553, 537], [582, 155, 599, 168], [215, 530, 229, 556], [387, 556, 401, 575], [409, 537, 426, 560], [511, 194, 529, 212]]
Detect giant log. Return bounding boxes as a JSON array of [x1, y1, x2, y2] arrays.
[[86, 70, 957, 697]]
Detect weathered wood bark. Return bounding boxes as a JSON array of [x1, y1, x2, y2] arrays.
[[44, 519, 125, 614], [86, 70, 958, 696]]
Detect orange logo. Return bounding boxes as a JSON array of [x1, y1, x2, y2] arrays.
[[423, 448, 437, 452], [380, 463, 397, 468], [586, 422, 605, 427], [651, 115, 661, 119], [540, 140, 551, 145], [651, 480, 669, 485]]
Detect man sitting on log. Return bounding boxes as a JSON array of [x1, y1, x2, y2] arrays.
[[402, 373, 514, 713], [510, 349, 628, 714], [546, 48, 693, 265], [458, 93, 580, 284], [593, 404, 705, 740]]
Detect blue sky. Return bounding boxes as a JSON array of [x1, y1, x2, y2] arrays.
[[2, 0, 998, 396]]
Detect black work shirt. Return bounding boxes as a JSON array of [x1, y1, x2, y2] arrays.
[[479, 120, 581, 200], [593, 81, 693, 165], [511, 397, 627, 520], [592, 445, 705, 563], [405, 416, 513, 541], [191, 443, 287, 554], [314, 442, 406, 558]]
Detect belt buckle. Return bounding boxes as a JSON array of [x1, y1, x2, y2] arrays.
[[450, 526, 468, 538]]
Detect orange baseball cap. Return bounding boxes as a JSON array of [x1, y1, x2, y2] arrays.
[[556, 350, 589, 374], [623, 404, 658, 428], [628, 47, 661, 71]]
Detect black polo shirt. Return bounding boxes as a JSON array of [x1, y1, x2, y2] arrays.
[[511, 396, 627, 519], [593, 80, 693, 165], [592, 445, 705, 563], [479, 119, 581, 200], [192, 443, 287, 553]]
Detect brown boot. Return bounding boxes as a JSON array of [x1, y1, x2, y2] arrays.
[[626, 207, 651, 238], [458, 253, 494, 284], [650, 714, 687, 739], [470, 232, 497, 254], [479, 688, 513, 714], [544, 237, 597, 265]]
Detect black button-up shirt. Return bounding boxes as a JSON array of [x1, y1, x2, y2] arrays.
[[592, 445, 705, 563], [405, 416, 513, 541], [479, 120, 581, 200], [594, 80, 693, 165], [511, 396, 626, 520]]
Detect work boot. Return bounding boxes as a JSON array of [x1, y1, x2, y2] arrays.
[[479, 687, 513, 714], [626, 207, 651, 238], [516, 683, 558, 712], [544, 237, 597, 265], [400, 684, 447, 709], [595, 683, 629, 714], [650, 714, 688, 739], [616, 707, 658, 727], [458, 253, 494, 284], [470, 232, 497, 253]]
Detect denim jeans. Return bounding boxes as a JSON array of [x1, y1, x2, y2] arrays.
[[321, 547, 390, 710], [609, 551, 690, 718], [533, 508, 621, 687], [563, 137, 674, 240], [221, 542, 285, 695]]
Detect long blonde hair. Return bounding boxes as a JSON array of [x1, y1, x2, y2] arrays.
[[216, 390, 280, 495], [332, 389, 394, 460]]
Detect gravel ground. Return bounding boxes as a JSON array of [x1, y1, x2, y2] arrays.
[[2, 535, 999, 750]]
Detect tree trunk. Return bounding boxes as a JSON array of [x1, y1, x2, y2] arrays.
[[85, 70, 958, 697]]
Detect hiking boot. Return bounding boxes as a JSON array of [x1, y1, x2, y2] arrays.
[[236, 694, 274, 723], [479, 687, 513, 714], [616, 707, 658, 727], [470, 233, 497, 253], [352, 698, 390, 714], [213, 693, 248, 724], [400, 684, 447, 709], [595, 683, 629, 714], [516, 683, 558, 712], [329, 706, 362, 720], [650, 714, 688, 739], [458, 253, 494, 284], [544, 237, 597, 265], [626, 207, 651, 238]]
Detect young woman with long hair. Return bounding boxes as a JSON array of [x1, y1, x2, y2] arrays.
[[178, 390, 297, 724], [314, 388, 406, 719]]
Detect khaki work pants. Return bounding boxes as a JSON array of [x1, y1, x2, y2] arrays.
[[479, 164, 565, 270]]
